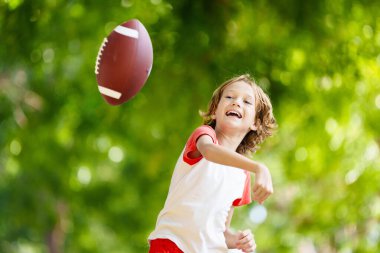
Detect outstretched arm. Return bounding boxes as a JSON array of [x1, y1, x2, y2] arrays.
[[194, 134, 273, 204], [224, 207, 256, 252]]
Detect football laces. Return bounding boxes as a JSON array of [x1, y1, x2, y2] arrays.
[[95, 37, 108, 75]]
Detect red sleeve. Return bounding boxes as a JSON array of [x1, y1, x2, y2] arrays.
[[183, 125, 217, 165], [232, 171, 252, 206]]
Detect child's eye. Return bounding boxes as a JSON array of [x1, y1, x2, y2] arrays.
[[244, 100, 252, 105], [225, 96, 232, 99]]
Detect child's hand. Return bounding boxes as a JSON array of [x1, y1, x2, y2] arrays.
[[253, 163, 273, 204], [236, 229, 256, 253]]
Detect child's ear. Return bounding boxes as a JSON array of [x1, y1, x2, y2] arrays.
[[211, 114, 216, 120]]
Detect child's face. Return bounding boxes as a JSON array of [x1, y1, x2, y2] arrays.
[[213, 81, 257, 133]]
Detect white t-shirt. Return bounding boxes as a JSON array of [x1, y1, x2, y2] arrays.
[[149, 125, 251, 253]]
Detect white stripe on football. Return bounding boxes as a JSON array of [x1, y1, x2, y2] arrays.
[[114, 25, 139, 39], [98, 85, 122, 99]]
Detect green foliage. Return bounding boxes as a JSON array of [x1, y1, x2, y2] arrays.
[[1, 0, 379, 252]]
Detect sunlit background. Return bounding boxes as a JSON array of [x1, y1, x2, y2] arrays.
[[1, 0, 379, 252]]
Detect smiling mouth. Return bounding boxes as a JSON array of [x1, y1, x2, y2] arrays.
[[226, 110, 242, 118]]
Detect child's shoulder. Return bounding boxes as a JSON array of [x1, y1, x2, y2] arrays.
[[190, 125, 216, 139], [186, 125, 217, 146]]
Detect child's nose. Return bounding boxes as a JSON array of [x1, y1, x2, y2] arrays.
[[232, 98, 242, 107]]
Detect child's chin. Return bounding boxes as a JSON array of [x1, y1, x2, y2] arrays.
[[225, 117, 243, 124], [219, 121, 245, 130]]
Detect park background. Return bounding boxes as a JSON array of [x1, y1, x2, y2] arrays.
[[1, 0, 379, 252]]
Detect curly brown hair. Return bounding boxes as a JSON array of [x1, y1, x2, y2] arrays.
[[200, 74, 277, 155]]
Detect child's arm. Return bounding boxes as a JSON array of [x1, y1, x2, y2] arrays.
[[224, 207, 256, 252], [194, 134, 273, 204]]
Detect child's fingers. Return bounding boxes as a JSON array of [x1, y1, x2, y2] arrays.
[[253, 183, 273, 203], [238, 230, 251, 241], [254, 191, 272, 204], [262, 191, 272, 202], [253, 188, 266, 204], [253, 180, 273, 193], [236, 230, 256, 252], [237, 240, 256, 252]]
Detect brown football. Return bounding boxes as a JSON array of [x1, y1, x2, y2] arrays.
[[95, 19, 153, 105]]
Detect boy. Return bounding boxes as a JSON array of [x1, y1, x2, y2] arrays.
[[149, 74, 277, 252]]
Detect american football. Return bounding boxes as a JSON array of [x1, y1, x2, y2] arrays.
[[95, 19, 153, 105]]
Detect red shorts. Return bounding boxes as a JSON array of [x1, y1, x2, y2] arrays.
[[149, 238, 183, 253]]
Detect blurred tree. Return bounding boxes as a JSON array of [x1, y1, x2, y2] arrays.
[[0, 0, 379, 252]]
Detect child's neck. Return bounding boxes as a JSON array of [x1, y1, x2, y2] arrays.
[[215, 128, 246, 152]]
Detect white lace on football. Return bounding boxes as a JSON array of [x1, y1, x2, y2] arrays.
[[95, 37, 108, 75]]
